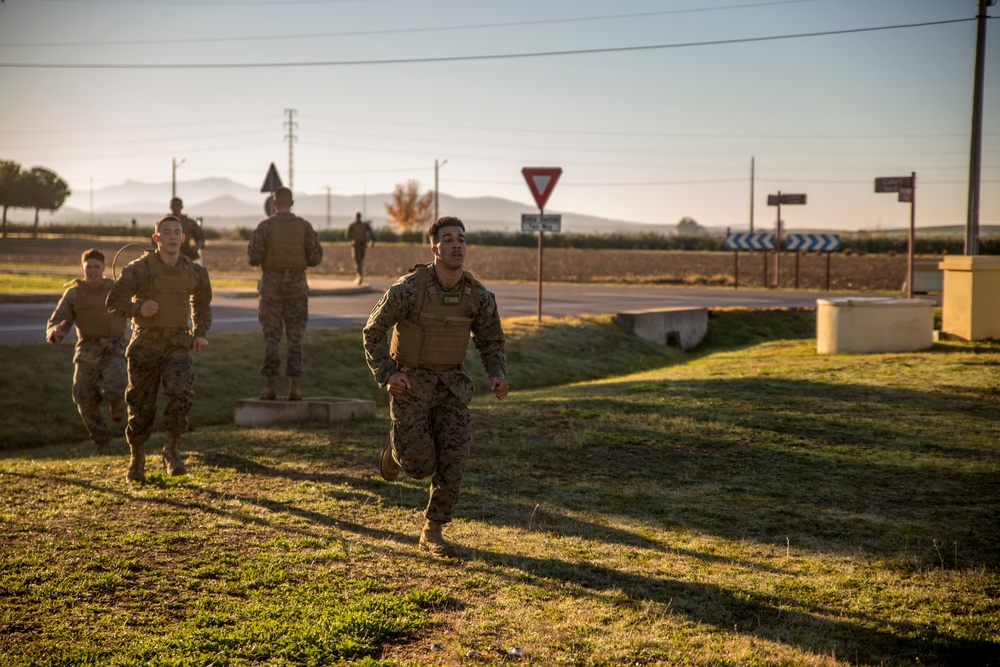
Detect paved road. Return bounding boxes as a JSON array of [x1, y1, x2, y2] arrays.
[[0, 278, 919, 344]]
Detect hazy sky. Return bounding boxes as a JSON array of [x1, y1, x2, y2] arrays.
[[1, 0, 996, 232]]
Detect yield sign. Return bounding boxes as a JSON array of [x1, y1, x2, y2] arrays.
[[522, 167, 562, 210], [260, 162, 283, 193]]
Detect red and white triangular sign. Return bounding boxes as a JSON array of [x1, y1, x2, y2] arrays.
[[522, 167, 562, 210]]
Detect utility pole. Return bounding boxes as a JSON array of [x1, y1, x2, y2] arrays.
[[749, 156, 755, 233], [284, 108, 298, 191], [172, 157, 185, 198], [964, 0, 994, 255], [434, 158, 448, 221], [325, 185, 332, 229]]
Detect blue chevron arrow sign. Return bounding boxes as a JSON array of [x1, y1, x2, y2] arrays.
[[785, 233, 841, 252], [724, 232, 776, 251]]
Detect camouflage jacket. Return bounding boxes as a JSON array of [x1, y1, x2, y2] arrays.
[[46, 278, 127, 361], [364, 264, 506, 403], [247, 213, 323, 271], [106, 251, 213, 339]]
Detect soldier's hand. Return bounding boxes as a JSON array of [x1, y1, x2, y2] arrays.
[[490, 377, 509, 400], [49, 320, 69, 343], [139, 300, 159, 318], [386, 371, 412, 396], [192, 336, 208, 352]]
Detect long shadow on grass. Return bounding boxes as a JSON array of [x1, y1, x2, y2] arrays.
[[463, 546, 1000, 666], [467, 376, 1000, 569]]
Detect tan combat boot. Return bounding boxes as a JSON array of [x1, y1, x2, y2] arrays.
[[126, 443, 145, 483], [419, 520, 458, 559], [162, 434, 187, 476], [287, 377, 303, 401], [258, 377, 277, 400], [94, 440, 111, 456]]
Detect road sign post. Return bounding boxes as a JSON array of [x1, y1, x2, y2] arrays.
[[875, 173, 917, 298], [766, 192, 807, 288], [522, 167, 563, 321], [724, 232, 775, 289], [260, 163, 284, 216]]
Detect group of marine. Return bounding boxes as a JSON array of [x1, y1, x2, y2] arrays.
[[45, 186, 509, 558]]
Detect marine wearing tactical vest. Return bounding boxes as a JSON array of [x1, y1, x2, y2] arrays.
[[247, 187, 324, 401], [46, 249, 128, 455], [107, 216, 213, 484], [364, 216, 508, 559]]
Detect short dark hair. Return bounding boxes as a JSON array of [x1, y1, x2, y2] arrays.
[[428, 216, 465, 243], [170, 197, 183, 207], [155, 215, 182, 233], [81, 248, 105, 264], [273, 187, 293, 204]]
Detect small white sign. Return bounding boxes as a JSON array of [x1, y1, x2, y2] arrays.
[[521, 213, 562, 232]]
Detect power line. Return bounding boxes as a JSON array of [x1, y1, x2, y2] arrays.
[[2, 1, 821, 48], [0, 19, 974, 69]]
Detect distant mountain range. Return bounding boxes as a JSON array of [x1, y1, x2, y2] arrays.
[[6, 177, 992, 237]]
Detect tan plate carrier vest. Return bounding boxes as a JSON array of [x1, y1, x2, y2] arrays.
[[348, 221, 369, 243], [390, 267, 481, 372], [74, 280, 127, 339], [132, 260, 195, 330], [263, 216, 308, 271]]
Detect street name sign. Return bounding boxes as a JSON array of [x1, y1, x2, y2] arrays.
[[522, 167, 562, 210], [874, 176, 913, 193], [521, 213, 562, 233], [767, 193, 807, 206], [898, 187, 913, 203]]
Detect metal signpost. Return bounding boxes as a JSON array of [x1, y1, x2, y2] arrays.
[[766, 192, 807, 287], [521, 167, 563, 321], [875, 174, 916, 298], [724, 232, 775, 289]]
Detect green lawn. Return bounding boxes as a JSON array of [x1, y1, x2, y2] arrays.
[[1, 310, 997, 666]]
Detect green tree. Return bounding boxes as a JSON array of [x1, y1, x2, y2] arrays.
[[0, 160, 25, 239], [385, 179, 434, 232], [21, 166, 70, 238]]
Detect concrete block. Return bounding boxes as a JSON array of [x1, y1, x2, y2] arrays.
[[614, 307, 708, 350], [234, 396, 376, 427], [816, 297, 935, 354], [939, 255, 1000, 341]]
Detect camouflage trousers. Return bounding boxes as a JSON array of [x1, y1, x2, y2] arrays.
[[72, 338, 127, 446], [258, 271, 309, 378], [389, 372, 472, 525], [351, 242, 367, 278], [124, 330, 194, 447]]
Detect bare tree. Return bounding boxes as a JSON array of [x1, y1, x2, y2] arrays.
[[0, 160, 24, 239], [22, 166, 70, 238], [385, 179, 434, 232]]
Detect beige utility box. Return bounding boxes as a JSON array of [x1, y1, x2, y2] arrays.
[[816, 297, 935, 354], [939, 255, 1000, 341]]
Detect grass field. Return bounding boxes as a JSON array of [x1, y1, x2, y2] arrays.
[[1, 310, 998, 666]]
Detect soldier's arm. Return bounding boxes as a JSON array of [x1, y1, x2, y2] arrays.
[[190, 266, 213, 339], [106, 265, 144, 319], [46, 287, 76, 343], [363, 279, 415, 387], [471, 288, 507, 380], [246, 220, 269, 267], [304, 221, 323, 267]]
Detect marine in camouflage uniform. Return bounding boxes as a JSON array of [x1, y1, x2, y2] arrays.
[[247, 187, 323, 401], [46, 248, 128, 455], [107, 216, 213, 483], [364, 216, 508, 558], [346, 212, 375, 285], [170, 197, 205, 263]]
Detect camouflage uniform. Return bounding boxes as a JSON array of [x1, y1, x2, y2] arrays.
[[107, 251, 212, 448], [46, 278, 128, 449], [364, 263, 507, 524], [247, 212, 323, 378], [346, 219, 375, 281], [176, 214, 205, 263]]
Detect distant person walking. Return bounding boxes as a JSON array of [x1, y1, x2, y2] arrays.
[[46, 248, 128, 455], [346, 211, 375, 285], [169, 197, 205, 264], [364, 216, 509, 558], [107, 216, 213, 483], [247, 187, 323, 401]]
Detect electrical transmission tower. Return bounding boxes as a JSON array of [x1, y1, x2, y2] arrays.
[[284, 108, 298, 191]]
